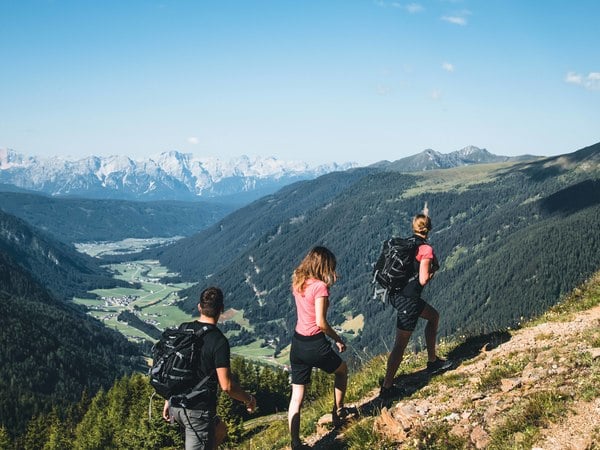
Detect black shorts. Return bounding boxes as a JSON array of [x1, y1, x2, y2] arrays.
[[290, 332, 343, 385], [389, 293, 426, 332]]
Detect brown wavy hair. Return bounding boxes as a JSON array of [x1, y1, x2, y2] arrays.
[[292, 246, 337, 293]]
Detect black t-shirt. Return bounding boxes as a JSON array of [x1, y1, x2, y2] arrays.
[[173, 321, 230, 411]]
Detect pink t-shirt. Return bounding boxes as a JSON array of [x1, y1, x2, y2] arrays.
[[293, 278, 329, 336], [416, 244, 434, 261]]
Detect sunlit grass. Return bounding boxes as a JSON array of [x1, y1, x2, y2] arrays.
[[488, 390, 569, 450]]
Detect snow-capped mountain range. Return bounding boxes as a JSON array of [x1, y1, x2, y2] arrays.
[[0, 149, 355, 201]]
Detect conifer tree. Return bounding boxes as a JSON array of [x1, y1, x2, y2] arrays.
[[216, 391, 244, 444], [0, 427, 12, 450]]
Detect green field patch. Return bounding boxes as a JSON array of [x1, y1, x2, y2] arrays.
[[340, 314, 364, 333], [273, 344, 291, 366], [142, 302, 195, 332], [402, 162, 513, 197], [232, 340, 281, 365], [73, 240, 198, 343], [444, 245, 469, 269], [221, 308, 252, 329], [75, 237, 182, 257]]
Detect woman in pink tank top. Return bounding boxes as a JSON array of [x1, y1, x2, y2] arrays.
[[287, 246, 350, 450]]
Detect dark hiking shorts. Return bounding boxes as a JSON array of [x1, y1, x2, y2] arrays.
[[290, 332, 343, 385], [389, 293, 427, 332]]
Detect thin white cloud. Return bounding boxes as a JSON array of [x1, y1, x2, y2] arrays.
[[375, 1, 424, 13], [376, 84, 393, 96], [442, 62, 455, 72], [405, 3, 424, 13], [187, 137, 200, 145], [565, 72, 583, 84], [375, 1, 402, 8], [441, 10, 471, 26], [430, 89, 442, 100], [442, 15, 467, 25], [565, 71, 600, 91]]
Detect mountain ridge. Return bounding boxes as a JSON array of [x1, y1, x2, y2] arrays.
[[0, 209, 133, 300], [372, 145, 540, 172], [0, 146, 538, 201], [0, 148, 354, 201]]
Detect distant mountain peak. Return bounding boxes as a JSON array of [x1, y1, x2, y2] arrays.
[[0, 149, 355, 201], [376, 145, 535, 172]]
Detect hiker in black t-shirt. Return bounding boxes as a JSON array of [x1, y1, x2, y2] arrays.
[[163, 287, 256, 450]]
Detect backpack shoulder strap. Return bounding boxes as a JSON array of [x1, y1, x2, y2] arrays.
[[411, 235, 428, 246], [179, 322, 217, 335]]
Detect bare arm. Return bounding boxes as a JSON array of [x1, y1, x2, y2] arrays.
[[315, 296, 346, 353], [216, 367, 256, 412], [162, 400, 170, 421], [419, 258, 434, 286]]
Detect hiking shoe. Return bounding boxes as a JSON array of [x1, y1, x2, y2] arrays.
[[379, 384, 407, 399], [426, 357, 453, 374], [332, 405, 358, 427]]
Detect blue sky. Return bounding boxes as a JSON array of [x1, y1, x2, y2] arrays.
[[1, 0, 598, 165]]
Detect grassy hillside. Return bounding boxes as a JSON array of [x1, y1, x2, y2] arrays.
[[8, 269, 599, 449], [233, 269, 600, 450]]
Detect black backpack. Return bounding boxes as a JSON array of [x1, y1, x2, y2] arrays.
[[372, 236, 425, 296], [149, 323, 215, 403]]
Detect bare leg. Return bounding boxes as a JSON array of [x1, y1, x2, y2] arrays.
[[288, 383, 305, 447], [420, 304, 439, 362], [333, 361, 348, 412], [382, 328, 412, 388]]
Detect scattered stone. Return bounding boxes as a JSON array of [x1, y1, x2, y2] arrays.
[[589, 348, 600, 359], [444, 412, 460, 422], [470, 425, 490, 449], [394, 404, 420, 430], [522, 363, 545, 385], [471, 392, 485, 401], [500, 377, 522, 392], [374, 407, 408, 442], [450, 423, 470, 440]]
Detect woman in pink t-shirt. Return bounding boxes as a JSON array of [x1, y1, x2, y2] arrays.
[[380, 214, 451, 399], [287, 246, 349, 450]]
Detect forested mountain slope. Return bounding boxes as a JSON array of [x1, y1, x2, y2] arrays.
[[146, 142, 600, 358], [0, 191, 234, 243], [0, 251, 143, 437], [0, 210, 132, 300], [135, 167, 378, 279]]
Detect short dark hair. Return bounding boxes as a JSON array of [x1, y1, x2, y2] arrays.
[[199, 286, 224, 318]]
